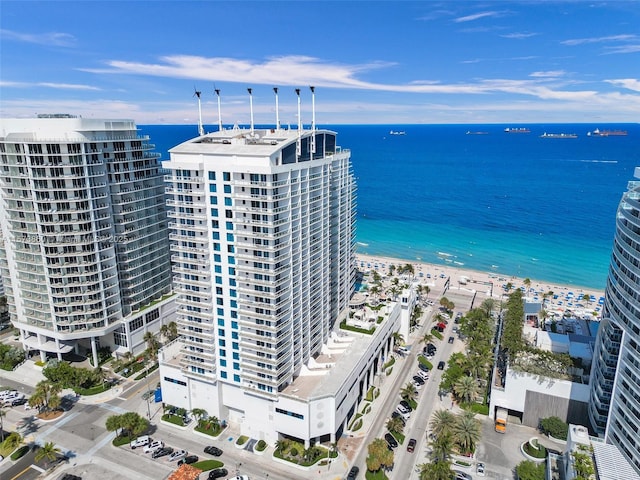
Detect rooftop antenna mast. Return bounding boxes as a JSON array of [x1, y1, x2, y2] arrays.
[[193, 88, 204, 136], [273, 87, 280, 130], [295, 88, 302, 157], [247, 88, 254, 134], [310, 86, 316, 154], [214, 87, 223, 132]]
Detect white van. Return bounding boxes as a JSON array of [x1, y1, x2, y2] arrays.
[[130, 435, 150, 449], [397, 346, 409, 355]]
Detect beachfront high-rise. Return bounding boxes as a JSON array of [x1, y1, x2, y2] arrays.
[[0, 115, 175, 366], [588, 166, 640, 474], [157, 90, 393, 445]]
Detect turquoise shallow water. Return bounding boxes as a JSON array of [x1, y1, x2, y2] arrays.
[[141, 123, 640, 290]]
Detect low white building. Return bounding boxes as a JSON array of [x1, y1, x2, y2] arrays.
[[159, 301, 402, 446], [490, 366, 590, 428]]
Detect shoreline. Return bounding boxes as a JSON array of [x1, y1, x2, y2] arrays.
[[355, 253, 605, 318]]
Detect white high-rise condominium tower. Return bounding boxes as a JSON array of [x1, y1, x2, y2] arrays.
[[0, 115, 175, 366], [158, 92, 396, 446], [589, 166, 640, 474]]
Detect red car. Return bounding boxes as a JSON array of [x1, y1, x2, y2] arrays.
[[407, 438, 417, 453]]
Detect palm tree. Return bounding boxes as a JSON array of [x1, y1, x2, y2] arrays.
[[3, 431, 22, 451], [480, 298, 495, 317], [451, 410, 481, 454], [430, 432, 454, 463], [120, 411, 149, 438], [31, 380, 62, 413], [422, 332, 434, 345], [190, 407, 208, 426], [523, 278, 531, 293], [105, 414, 124, 437], [35, 441, 61, 466], [274, 439, 288, 453], [386, 416, 404, 435], [366, 437, 394, 473], [143, 331, 159, 360], [392, 332, 404, 348], [453, 375, 479, 405], [418, 459, 453, 480], [400, 383, 417, 403], [429, 409, 455, 438]]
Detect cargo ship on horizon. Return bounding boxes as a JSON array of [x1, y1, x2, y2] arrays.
[[504, 127, 530, 133], [587, 128, 628, 137]]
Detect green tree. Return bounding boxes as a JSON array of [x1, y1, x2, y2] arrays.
[[34, 441, 61, 466], [429, 409, 455, 438], [190, 407, 208, 425], [480, 298, 496, 317], [366, 438, 394, 473], [418, 460, 453, 480], [3, 431, 22, 450], [515, 460, 546, 480], [30, 380, 62, 413], [119, 411, 149, 438], [0, 408, 6, 442], [539, 416, 568, 440], [105, 414, 124, 437], [143, 332, 159, 360], [451, 411, 481, 454], [421, 332, 434, 345], [392, 332, 404, 347], [453, 375, 479, 405], [400, 383, 417, 403], [386, 416, 404, 435], [430, 432, 454, 463]]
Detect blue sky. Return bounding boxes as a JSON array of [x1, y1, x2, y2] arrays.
[[1, 1, 639, 124]]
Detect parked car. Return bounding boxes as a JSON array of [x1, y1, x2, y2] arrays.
[[143, 440, 164, 454], [476, 462, 485, 476], [384, 433, 398, 449], [407, 438, 417, 453], [11, 396, 27, 406], [130, 435, 150, 449], [204, 445, 223, 456], [416, 370, 429, 381], [448, 336, 455, 344], [178, 455, 199, 466], [454, 470, 472, 480], [418, 363, 430, 373], [228, 476, 250, 480], [168, 449, 187, 462], [412, 376, 425, 385], [399, 400, 412, 411], [60, 475, 82, 480], [347, 466, 360, 479], [437, 361, 446, 370], [208, 468, 228, 479], [151, 447, 174, 459]]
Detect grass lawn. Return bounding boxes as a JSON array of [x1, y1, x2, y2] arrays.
[[366, 469, 389, 480], [192, 459, 223, 471]]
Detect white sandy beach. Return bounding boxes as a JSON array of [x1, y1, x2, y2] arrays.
[[355, 253, 605, 318]]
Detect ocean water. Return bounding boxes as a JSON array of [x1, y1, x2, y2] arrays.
[[140, 123, 640, 290]]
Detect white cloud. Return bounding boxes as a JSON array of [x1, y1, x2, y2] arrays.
[[561, 34, 637, 46], [454, 11, 504, 23], [501, 32, 538, 39], [602, 44, 640, 54], [0, 29, 76, 47], [1, 80, 100, 91], [529, 71, 566, 78], [606, 79, 640, 92]]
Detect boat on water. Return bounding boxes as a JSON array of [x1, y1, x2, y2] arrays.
[[587, 128, 628, 137], [504, 127, 531, 133], [540, 132, 578, 139], [389, 130, 406, 136], [466, 131, 489, 135]]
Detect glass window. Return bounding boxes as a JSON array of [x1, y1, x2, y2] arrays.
[[226, 233, 234, 242], [228, 267, 235, 275], [208, 172, 216, 181], [228, 256, 235, 265], [219, 339, 226, 347], [218, 328, 225, 337], [217, 318, 224, 326], [215, 265, 222, 273], [233, 374, 240, 382], [220, 371, 227, 379], [210, 196, 217, 205], [224, 184, 231, 193], [232, 331, 238, 340], [216, 276, 222, 284], [233, 352, 239, 360], [213, 243, 220, 251], [211, 208, 218, 216], [212, 231, 220, 240], [223, 172, 230, 181], [220, 359, 227, 367], [217, 307, 224, 316], [230, 300, 237, 308], [226, 222, 233, 230], [220, 349, 226, 357], [232, 342, 239, 350], [231, 320, 238, 328], [233, 362, 240, 370], [224, 197, 232, 206]]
